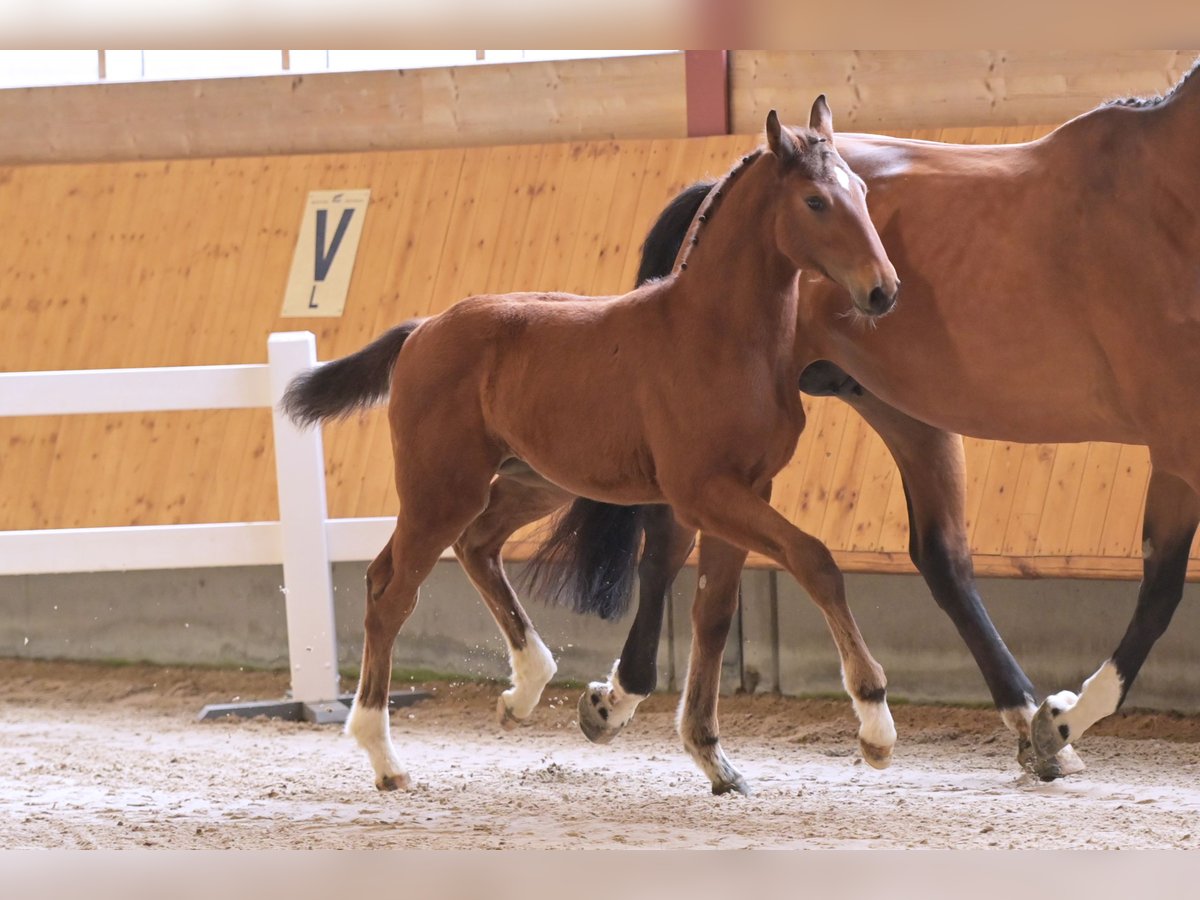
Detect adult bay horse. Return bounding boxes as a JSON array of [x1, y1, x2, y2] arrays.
[[282, 102, 901, 793], [532, 61, 1200, 782]]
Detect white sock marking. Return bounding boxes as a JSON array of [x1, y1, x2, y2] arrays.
[[852, 695, 896, 748], [604, 659, 647, 725], [346, 702, 404, 785], [1000, 695, 1039, 738], [503, 631, 557, 719], [1057, 660, 1123, 738]]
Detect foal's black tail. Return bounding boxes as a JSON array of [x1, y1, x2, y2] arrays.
[[280, 319, 423, 428], [523, 179, 715, 620]]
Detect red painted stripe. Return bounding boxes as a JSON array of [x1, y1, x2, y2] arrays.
[[684, 50, 730, 137]]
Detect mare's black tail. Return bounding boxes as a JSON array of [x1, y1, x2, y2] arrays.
[[280, 320, 423, 428], [523, 180, 715, 619]]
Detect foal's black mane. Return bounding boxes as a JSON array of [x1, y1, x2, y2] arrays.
[[1105, 57, 1200, 109], [675, 148, 765, 272], [677, 126, 833, 272]]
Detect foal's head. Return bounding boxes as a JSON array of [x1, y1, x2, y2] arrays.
[[765, 97, 899, 317]]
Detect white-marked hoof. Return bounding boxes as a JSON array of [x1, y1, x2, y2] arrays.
[[376, 771, 411, 792], [860, 739, 893, 770], [577, 686, 629, 744], [497, 695, 525, 731], [1055, 744, 1086, 776], [1031, 692, 1075, 765]]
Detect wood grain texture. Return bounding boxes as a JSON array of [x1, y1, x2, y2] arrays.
[[731, 51, 1198, 133], [3, 123, 1195, 580], [0, 55, 688, 165]]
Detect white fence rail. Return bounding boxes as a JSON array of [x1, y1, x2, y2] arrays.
[[0, 331, 402, 705]]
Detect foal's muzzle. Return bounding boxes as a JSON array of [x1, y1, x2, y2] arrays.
[[865, 284, 899, 316]]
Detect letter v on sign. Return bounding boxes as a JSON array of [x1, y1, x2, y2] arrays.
[[281, 189, 371, 317]]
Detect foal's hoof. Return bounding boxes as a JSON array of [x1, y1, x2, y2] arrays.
[[859, 738, 894, 770], [496, 695, 524, 731], [712, 774, 751, 797], [577, 688, 628, 745], [376, 772, 411, 792]]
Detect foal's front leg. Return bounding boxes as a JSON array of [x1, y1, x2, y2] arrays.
[[677, 532, 753, 794], [672, 476, 895, 794]]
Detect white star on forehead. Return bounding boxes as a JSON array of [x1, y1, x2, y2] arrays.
[[833, 166, 851, 190]]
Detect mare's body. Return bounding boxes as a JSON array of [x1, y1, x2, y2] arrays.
[[536, 64, 1200, 779]]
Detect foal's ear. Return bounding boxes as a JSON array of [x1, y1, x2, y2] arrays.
[[765, 109, 799, 164], [809, 94, 834, 142]]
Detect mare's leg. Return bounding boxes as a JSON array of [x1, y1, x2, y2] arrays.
[[1032, 468, 1200, 762], [672, 477, 894, 794], [453, 474, 570, 728], [579, 505, 696, 743], [848, 388, 1083, 779]]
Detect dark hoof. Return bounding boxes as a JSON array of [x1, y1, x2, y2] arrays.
[[1019, 738, 1064, 782], [496, 695, 523, 731], [712, 776, 751, 797], [1018, 737, 1085, 781], [859, 739, 893, 770], [376, 772, 410, 791], [577, 690, 627, 745]]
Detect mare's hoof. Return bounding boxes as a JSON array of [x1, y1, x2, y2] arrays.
[[1030, 694, 1074, 763], [577, 689, 628, 745], [1054, 744, 1086, 776], [1018, 735, 1086, 782]]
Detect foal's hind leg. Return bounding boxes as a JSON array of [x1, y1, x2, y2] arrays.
[[671, 476, 894, 794], [453, 475, 570, 728], [580, 505, 696, 744], [848, 389, 1083, 779], [347, 472, 495, 790], [1032, 468, 1200, 764]]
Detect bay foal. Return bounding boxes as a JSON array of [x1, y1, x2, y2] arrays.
[[284, 101, 899, 793]]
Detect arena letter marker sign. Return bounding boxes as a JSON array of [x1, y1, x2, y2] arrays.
[[281, 189, 370, 317]]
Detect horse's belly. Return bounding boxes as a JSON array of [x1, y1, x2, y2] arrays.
[[863, 365, 1141, 445]]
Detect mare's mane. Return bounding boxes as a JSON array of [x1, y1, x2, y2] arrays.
[[1105, 57, 1200, 109]]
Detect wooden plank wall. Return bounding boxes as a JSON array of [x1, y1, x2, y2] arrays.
[[2, 51, 1195, 166], [2, 126, 1193, 579], [731, 51, 1198, 132], [0, 54, 688, 166]]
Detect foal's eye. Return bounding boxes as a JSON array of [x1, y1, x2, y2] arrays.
[[805, 196, 826, 212]]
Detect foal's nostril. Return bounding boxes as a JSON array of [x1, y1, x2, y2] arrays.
[[868, 286, 895, 315]]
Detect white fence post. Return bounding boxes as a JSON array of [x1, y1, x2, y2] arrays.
[[267, 332, 341, 707]]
